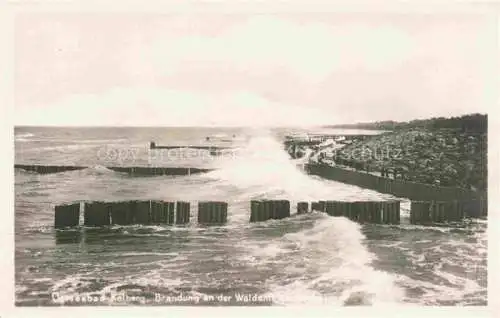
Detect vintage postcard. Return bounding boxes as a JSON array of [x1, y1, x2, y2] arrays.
[[3, 0, 497, 316]]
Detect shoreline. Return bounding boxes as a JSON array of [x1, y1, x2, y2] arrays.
[[291, 128, 486, 192]]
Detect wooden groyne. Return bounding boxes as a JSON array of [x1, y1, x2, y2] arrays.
[[54, 203, 80, 228], [176, 201, 191, 224], [15, 164, 87, 174], [249, 200, 291, 222], [410, 199, 487, 224], [15, 164, 213, 176], [55, 200, 231, 228], [305, 163, 485, 202], [107, 166, 213, 176], [150, 141, 231, 151], [312, 200, 401, 224], [54, 198, 486, 230], [55, 200, 193, 228], [297, 202, 309, 215], [198, 201, 228, 225], [151, 201, 176, 224]]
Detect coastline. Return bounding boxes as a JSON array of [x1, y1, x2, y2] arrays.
[[301, 128, 486, 192]]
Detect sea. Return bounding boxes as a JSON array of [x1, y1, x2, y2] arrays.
[[14, 126, 487, 306]]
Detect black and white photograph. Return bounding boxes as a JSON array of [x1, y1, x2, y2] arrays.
[[8, 1, 494, 310]]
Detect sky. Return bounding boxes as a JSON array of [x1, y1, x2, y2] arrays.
[[13, 12, 497, 127]]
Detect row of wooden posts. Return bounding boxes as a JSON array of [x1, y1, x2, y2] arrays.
[[410, 199, 487, 224], [15, 164, 213, 176], [250, 200, 291, 222], [55, 198, 486, 229], [309, 200, 401, 224], [55, 200, 193, 228], [305, 163, 484, 202]]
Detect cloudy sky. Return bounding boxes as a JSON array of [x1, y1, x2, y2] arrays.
[[14, 12, 496, 126]]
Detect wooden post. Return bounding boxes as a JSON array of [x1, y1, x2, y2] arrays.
[[385, 201, 393, 224], [394, 201, 400, 224], [311, 202, 320, 212], [343, 202, 350, 219], [463, 199, 480, 218], [372, 202, 380, 224], [254, 200, 262, 221], [176, 201, 191, 224], [132, 200, 151, 224], [345, 202, 354, 221], [208, 202, 214, 224], [339, 202, 347, 219], [54, 203, 80, 228], [250, 200, 270, 222], [365, 201, 375, 223], [386, 179, 393, 194], [325, 201, 335, 216], [210, 202, 218, 223], [349, 202, 358, 222], [456, 200, 465, 220], [110, 201, 134, 225], [410, 201, 420, 224], [198, 201, 207, 224], [221, 202, 228, 223], [366, 201, 374, 223], [430, 201, 438, 223], [250, 200, 290, 222], [198, 201, 228, 224], [456, 200, 464, 221], [214, 201, 224, 223], [381, 202, 388, 224], [421, 201, 431, 224], [353, 202, 361, 221], [279, 200, 290, 219], [387, 201, 397, 224], [311, 201, 326, 212], [373, 201, 381, 223], [84, 201, 111, 226], [250, 200, 259, 222], [318, 201, 326, 212], [389, 201, 397, 224], [263, 200, 272, 221], [150, 201, 164, 224], [334, 201, 344, 217], [444, 201, 459, 222], [358, 201, 368, 224], [412, 200, 433, 225], [430, 201, 446, 223], [479, 198, 487, 218], [269, 200, 278, 220], [438, 202, 446, 223], [167, 202, 175, 224], [297, 202, 309, 214]]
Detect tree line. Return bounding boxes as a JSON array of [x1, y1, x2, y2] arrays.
[[326, 113, 487, 133]]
